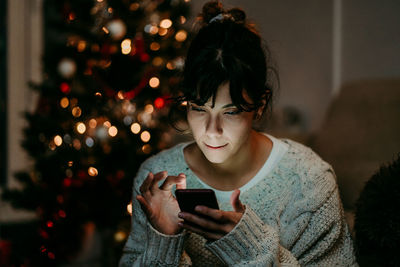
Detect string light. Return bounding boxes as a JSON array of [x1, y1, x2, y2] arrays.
[[85, 137, 94, 147], [150, 42, 160, 51], [175, 30, 187, 42], [77, 40, 87, 52], [102, 27, 109, 34], [73, 139, 81, 150], [117, 91, 125, 99], [158, 28, 168, 36], [121, 39, 132, 55], [166, 62, 175, 70], [54, 135, 63, 146], [88, 167, 98, 177], [127, 202, 133, 215], [76, 122, 86, 134], [72, 106, 82, 117], [142, 144, 152, 154], [141, 131, 151, 142], [160, 19, 172, 28], [144, 104, 154, 114], [108, 126, 118, 137], [152, 57, 163, 67], [103, 121, 111, 128], [68, 161, 73, 167], [89, 119, 97, 128], [114, 231, 127, 242], [149, 77, 160, 88], [129, 3, 140, 11], [95, 92, 102, 97], [60, 83, 70, 94], [60, 97, 69, 108], [179, 16, 186, 24], [130, 123, 141, 134], [154, 97, 165, 109]]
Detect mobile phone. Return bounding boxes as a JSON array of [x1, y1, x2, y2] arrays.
[[175, 189, 219, 214]]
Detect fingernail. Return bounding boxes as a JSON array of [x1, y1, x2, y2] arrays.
[[195, 206, 203, 212], [178, 212, 184, 218], [178, 222, 183, 227]]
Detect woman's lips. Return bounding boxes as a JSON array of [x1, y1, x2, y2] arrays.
[[205, 143, 227, 149]]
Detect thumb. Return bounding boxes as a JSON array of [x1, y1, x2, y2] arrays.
[[230, 189, 245, 213]]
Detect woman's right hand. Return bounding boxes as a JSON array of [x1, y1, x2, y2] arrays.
[[137, 171, 186, 235]]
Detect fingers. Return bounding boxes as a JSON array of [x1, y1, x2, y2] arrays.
[[151, 171, 168, 191], [230, 189, 245, 213], [160, 173, 186, 191], [176, 173, 186, 190]]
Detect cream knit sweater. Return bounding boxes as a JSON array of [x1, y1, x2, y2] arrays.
[[119, 138, 358, 266]]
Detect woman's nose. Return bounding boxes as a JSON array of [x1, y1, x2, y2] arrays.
[[205, 115, 223, 136]]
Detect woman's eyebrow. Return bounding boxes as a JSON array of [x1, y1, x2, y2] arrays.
[[222, 103, 235, 108]]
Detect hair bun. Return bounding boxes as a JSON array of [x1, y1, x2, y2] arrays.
[[201, 1, 224, 25], [227, 8, 246, 23]]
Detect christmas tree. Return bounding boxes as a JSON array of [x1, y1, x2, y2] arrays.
[[2, 0, 191, 265]]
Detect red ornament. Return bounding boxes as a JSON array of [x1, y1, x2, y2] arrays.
[[60, 82, 71, 94], [46, 221, 54, 228], [154, 97, 165, 109]]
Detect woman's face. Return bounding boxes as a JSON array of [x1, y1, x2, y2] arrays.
[[187, 83, 255, 164]]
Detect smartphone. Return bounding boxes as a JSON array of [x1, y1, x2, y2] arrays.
[[175, 189, 219, 214]]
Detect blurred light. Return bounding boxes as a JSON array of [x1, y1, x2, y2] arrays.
[[72, 106, 82, 117], [77, 40, 87, 52], [142, 144, 152, 154], [70, 98, 78, 107], [108, 126, 118, 137], [150, 42, 160, 51], [54, 135, 63, 146], [91, 44, 100, 52], [66, 169, 73, 177], [103, 121, 111, 128], [144, 104, 154, 114], [49, 141, 56, 151], [63, 134, 72, 144], [76, 122, 86, 134], [89, 119, 97, 128], [141, 131, 151, 142], [48, 252, 55, 260], [47, 221, 54, 228], [102, 27, 109, 34], [68, 161, 73, 167], [158, 28, 168, 36], [117, 90, 125, 99], [97, 0, 104, 2], [86, 137, 94, 147], [88, 167, 98, 177], [60, 97, 69, 108], [68, 12, 76, 21], [160, 19, 172, 29], [184, 0, 190, 2], [114, 231, 127, 242], [179, 16, 186, 24], [95, 92, 102, 97], [73, 139, 81, 150], [181, 101, 188, 106], [152, 57, 163, 67], [121, 39, 132, 55], [130, 123, 141, 134], [108, 7, 113, 13], [154, 97, 165, 109], [58, 210, 66, 218], [166, 62, 175, 70], [130, 3, 140, 11], [60, 83, 70, 94], [175, 30, 187, 42], [149, 77, 160, 88], [127, 202, 132, 215], [123, 116, 133, 125]]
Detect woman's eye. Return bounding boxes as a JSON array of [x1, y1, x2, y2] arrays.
[[224, 110, 241, 115]]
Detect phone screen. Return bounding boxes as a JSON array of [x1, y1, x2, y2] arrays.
[[175, 189, 219, 214]]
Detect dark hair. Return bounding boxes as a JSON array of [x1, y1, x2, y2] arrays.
[[354, 154, 400, 266], [169, 1, 278, 131]]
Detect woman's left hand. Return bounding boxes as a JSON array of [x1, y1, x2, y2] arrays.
[[178, 189, 245, 240]]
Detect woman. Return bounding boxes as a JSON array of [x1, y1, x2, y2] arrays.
[[119, 1, 357, 266]]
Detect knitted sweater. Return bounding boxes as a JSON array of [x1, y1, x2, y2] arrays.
[[119, 138, 358, 266]]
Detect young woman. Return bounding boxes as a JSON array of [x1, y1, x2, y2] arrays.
[[119, 1, 357, 266]]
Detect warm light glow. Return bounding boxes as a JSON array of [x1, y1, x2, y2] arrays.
[[142, 144, 152, 154], [117, 91, 125, 99], [181, 101, 188, 106], [72, 107, 82, 117], [166, 62, 175, 70], [180, 16, 186, 24], [89, 119, 97, 128], [95, 92, 102, 97], [154, 97, 165, 109], [54, 135, 63, 146], [150, 42, 160, 51], [60, 97, 69, 108], [88, 167, 98, 177], [160, 19, 172, 29], [149, 26, 158, 35], [73, 139, 81, 150], [108, 7, 113, 13], [76, 122, 86, 134], [121, 39, 132, 55], [114, 231, 127, 242], [130, 123, 141, 134], [141, 131, 151, 142], [144, 104, 154, 114], [103, 121, 111, 128], [77, 40, 87, 52], [108, 126, 118, 137], [102, 27, 109, 34], [68, 161, 73, 167], [158, 28, 168, 36], [130, 3, 140, 11], [149, 77, 160, 88], [152, 57, 163, 67], [127, 202, 133, 215], [175, 30, 187, 42]]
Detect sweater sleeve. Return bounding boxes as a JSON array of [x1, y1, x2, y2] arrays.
[[205, 187, 357, 266], [118, 161, 189, 267]]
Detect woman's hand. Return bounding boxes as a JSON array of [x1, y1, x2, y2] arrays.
[[177, 189, 245, 240], [137, 171, 186, 235]]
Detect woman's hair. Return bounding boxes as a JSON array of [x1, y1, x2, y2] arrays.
[[169, 1, 278, 131]]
